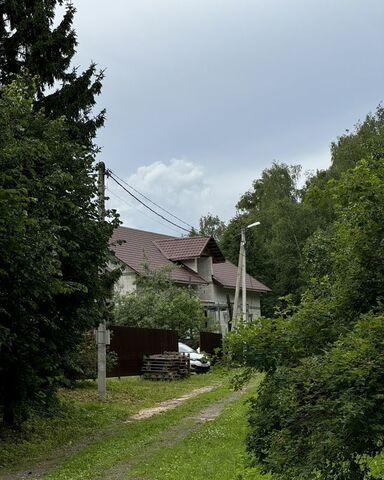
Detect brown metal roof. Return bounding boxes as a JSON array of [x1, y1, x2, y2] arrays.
[[110, 226, 207, 285], [154, 236, 225, 263], [110, 225, 271, 292], [213, 261, 271, 293]]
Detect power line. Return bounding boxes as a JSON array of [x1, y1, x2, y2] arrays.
[[107, 169, 195, 230], [106, 185, 183, 235], [107, 173, 192, 234]]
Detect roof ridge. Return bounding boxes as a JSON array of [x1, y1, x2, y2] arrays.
[[154, 235, 211, 243], [116, 224, 177, 239]]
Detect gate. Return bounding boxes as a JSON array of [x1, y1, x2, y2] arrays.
[[108, 326, 178, 377], [200, 331, 223, 356]]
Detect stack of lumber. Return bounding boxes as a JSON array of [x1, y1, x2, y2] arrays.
[[142, 352, 190, 380]]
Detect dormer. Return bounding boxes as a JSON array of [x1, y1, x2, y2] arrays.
[[154, 236, 225, 283]]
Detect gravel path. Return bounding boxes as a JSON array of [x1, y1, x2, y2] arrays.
[[126, 386, 214, 421]]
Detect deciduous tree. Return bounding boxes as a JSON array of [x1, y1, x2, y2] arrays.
[[114, 265, 205, 342], [192, 213, 226, 243], [227, 155, 384, 479], [0, 79, 117, 427], [221, 163, 319, 316]]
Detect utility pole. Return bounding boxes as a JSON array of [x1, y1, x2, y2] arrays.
[[242, 227, 247, 323], [232, 222, 260, 328], [97, 161, 107, 401], [232, 227, 245, 328]]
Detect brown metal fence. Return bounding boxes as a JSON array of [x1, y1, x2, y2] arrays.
[[108, 326, 178, 377], [200, 331, 223, 356]]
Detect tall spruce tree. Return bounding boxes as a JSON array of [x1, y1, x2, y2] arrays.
[[0, 0, 104, 145]]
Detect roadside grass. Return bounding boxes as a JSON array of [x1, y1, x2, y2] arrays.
[[45, 382, 233, 480], [0, 369, 225, 473], [127, 376, 271, 480]]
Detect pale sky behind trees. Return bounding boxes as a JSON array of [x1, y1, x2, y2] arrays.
[[70, 0, 384, 234]]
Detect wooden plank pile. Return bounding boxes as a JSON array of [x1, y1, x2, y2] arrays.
[[142, 352, 190, 380]]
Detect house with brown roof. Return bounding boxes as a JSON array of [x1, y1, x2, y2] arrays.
[[110, 225, 270, 334]]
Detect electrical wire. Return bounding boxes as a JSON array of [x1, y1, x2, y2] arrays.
[[107, 173, 192, 234], [107, 169, 195, 230], [106, 186, 183, 236]]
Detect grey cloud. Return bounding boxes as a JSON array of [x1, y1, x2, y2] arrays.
[[69, 0, 384, 228]]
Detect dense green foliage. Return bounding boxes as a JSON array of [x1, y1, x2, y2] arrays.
[[191, 213, 227, 243], [246, 313, 384, 480], [113, 265, 205, 341], [0, 80, 117, 426], [0, 0, 104, 146], [221, 163, 320, 316], [225, 109, 384, 479], [0, 0, 114, 428], [66, 332, 117, 383]]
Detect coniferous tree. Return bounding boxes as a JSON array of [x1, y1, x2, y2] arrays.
[[0, 0, 104, 145]]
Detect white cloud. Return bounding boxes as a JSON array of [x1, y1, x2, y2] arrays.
[[106, 148, 332, 236], [128, 158, 209, 202], [107, 157, 257, 235], [107, 158, 210, 234]]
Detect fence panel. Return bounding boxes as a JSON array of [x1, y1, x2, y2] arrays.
[[108, 326, 178, 377], [200, 331, 223, 356]]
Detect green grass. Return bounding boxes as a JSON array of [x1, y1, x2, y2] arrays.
[[45, 382, 233, 480], [0, 369, 269, 480], [0, 370, 225, 473], [127, 376, 270, 480]]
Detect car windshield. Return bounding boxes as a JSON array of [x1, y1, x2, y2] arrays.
[[178, 343, 195, 354]]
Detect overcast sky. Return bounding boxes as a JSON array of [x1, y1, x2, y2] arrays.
[[70, 0, 384, 235]]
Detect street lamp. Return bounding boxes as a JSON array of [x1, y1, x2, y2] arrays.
[[232, 221, 260, 328]]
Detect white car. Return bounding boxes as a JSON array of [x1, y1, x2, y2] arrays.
[[178, 342, 211, 373]]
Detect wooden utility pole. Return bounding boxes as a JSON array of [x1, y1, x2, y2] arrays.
[[97, 162, 107, 401]]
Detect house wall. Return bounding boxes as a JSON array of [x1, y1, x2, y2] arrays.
[[115, 266, 138, 295], [196, 283, 261, 315], [213, 286, 261, 318], [196, 281, 262, 335], [182, 258, 197, 272], [196, 282, 216, 304], [196, 257, 213, 282], [213, 285, 261, 335]]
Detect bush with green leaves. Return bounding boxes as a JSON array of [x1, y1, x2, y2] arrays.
[[226, 154, 384, 479], [247, 313, 384, 480], [0, 0, 116, 428], [113, 265, 206, 342], [64, 332, 118, 382]]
